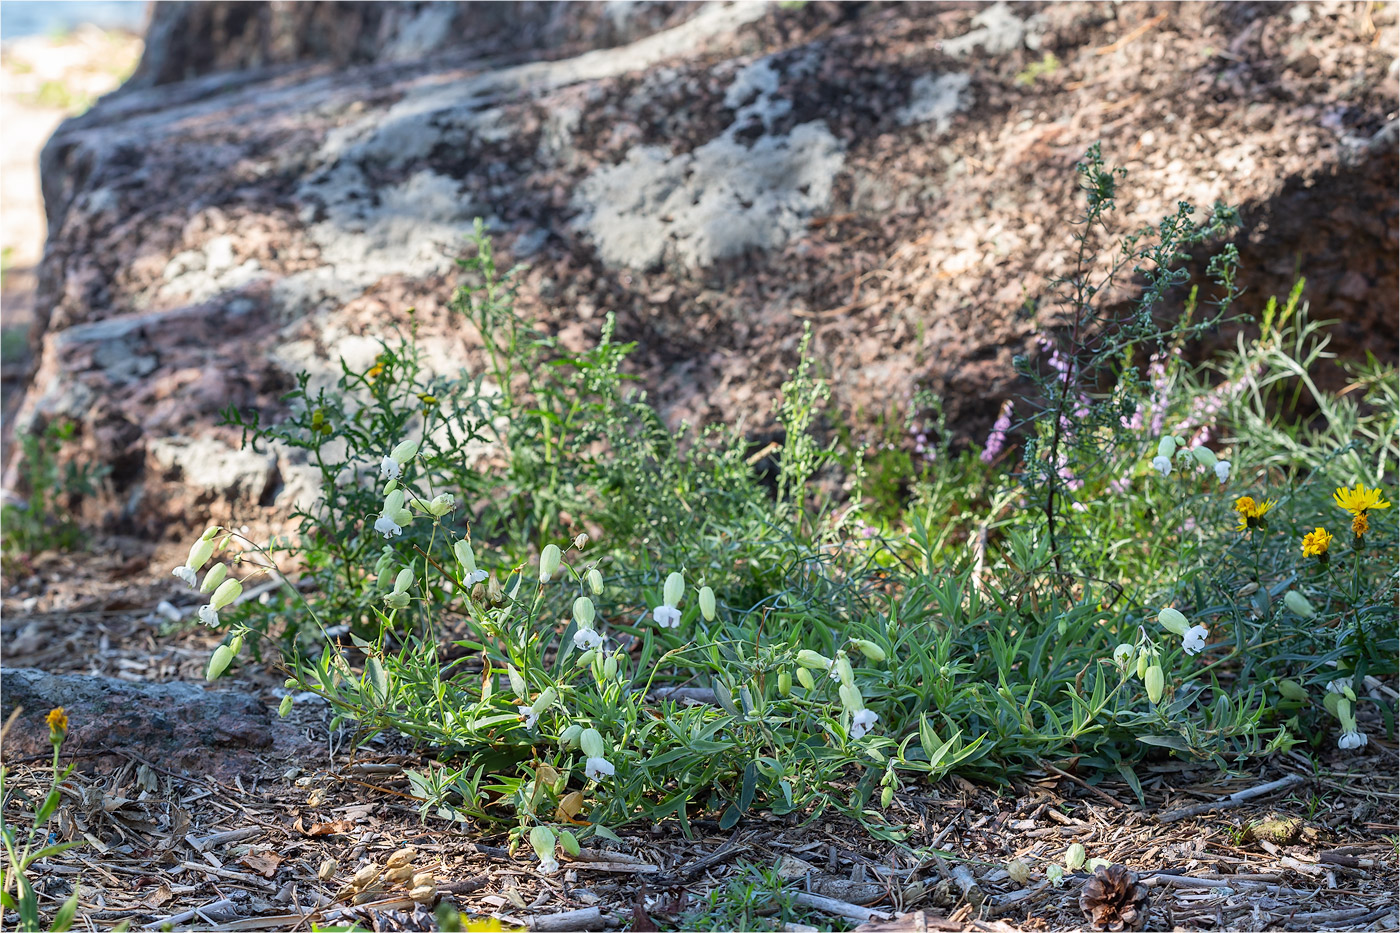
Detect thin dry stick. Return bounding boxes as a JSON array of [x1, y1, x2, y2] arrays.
[[1039, 760, 1127, 810], [1156, 772, 1305, 823]]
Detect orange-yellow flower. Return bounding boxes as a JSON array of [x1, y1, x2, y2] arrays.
[[45, 707, 68, 743], [1234, 495, 1275, 532], [1352, 512, 1369, 538], [1300, 527, 1332, 560], [1333, 483, 1390, 518]]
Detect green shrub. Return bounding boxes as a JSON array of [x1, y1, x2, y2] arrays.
[[185, 149, 1395, 878]]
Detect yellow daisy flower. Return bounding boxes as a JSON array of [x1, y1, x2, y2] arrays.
[[1233, 496, 1276, 532], [45, 707, 68, 744], [1333, 483, 1391, 517], [1300, 527, 1332, 560]]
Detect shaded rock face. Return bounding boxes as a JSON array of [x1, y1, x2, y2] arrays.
[[128, 1, 701, 88], [0, 668, 272, 781], [12, 1, 1398, 537]]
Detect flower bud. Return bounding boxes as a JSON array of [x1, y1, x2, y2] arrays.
[[384, 591, 410, 610], [1236, 582, 1259, 597], [699, 586, 716, 621], [279, 694, 294, 717], [1065, 843, 1086, 871], [586, 568, 604, 595], [200, 563, 229, 594], [1158, 607, 1190, 636], [187, 536, 217, 573], [529, 825, 556, 863], [603, 655, 618, 680], [229, 634, 243, 656], [208, 578, 243, 612], [778, 669, 792, 696], [834, 653, 855, 687], [1191, 446, 1218, 469], [539, 545, 561, 582], [1136, 647, 1151, 681], [1156, 436, 1178, 460], [1007, 860, 1030, 886], [558, 829, 581, 857], [1047, 864, 1064, 887], [796, 668, 816, 691], [424, 493, 455, 517], [573, 533, 589, 550], [577, 649, 597, 668], [390, 439, 420, 465], [838, 683, 863, 714], [573, 596, 596, 628], [529, 687, 557, 718], [1276, 679, 1307, 703], [797, 650, 832, 671], [1145, 665, 1165, 703], [393, 567, 414, 594], [880, 785, 894, 808], [207, 644, 235, 681], [851, 639, 886, 663], [663, 571, 684, 607], [1283, 591, 1315, 619], [559, 724, 583, 749], [580, 727, 605, 760]]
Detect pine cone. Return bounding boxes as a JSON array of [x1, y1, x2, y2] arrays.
[[1078, 864, 1150, 931]]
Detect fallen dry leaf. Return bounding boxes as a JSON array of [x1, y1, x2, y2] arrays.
[[295, 816, 355, 836], [239, 850, 284, 878]]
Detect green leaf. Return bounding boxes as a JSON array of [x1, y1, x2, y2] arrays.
[[25, 841, 83, 864], [50, 888, 79, 932], [365, 657, 390, 705], [718, 803, 742, 830], [34, 788, 61, 827], [739, 761, 758, 813]]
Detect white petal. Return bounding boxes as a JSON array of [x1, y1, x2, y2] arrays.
[[374, 515, 403, 538], [380, 456, 401, 479], [197, 605, 219, 627], [172, 566, 198, 587]]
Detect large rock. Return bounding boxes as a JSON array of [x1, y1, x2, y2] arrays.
[[0, 668, 272, 780], [10, 1, 1397, 535]]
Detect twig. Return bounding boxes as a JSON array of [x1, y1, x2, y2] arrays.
[[1095, 13, 1168, 55], [1156, 773, 1305, 823], [1039, 761, 1127, 810], [790, 892, 892, 923], [141, 898, 238, 929], [526, 907, 606, 931]]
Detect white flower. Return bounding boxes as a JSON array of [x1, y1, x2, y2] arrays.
[[374, 515, 403, 538], [652, 604, 681, 629], [198, 605, 219, 627], [850, 708, 879, 739], [585, 756, 615, 781], [538, 856, 560, 875], [574, 628, 604, 651], [519, 705, 539, 729], [1338, 730, 1368, 750], [1326, 679, 1351, 695], [1181, 624, 1208, 656], [1152, 455, 1172, 477], [1214, 460, 1230, 484], [380, 456, 401, 479], [466, 570, 487, 585], [172, 566, 197, 587]]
